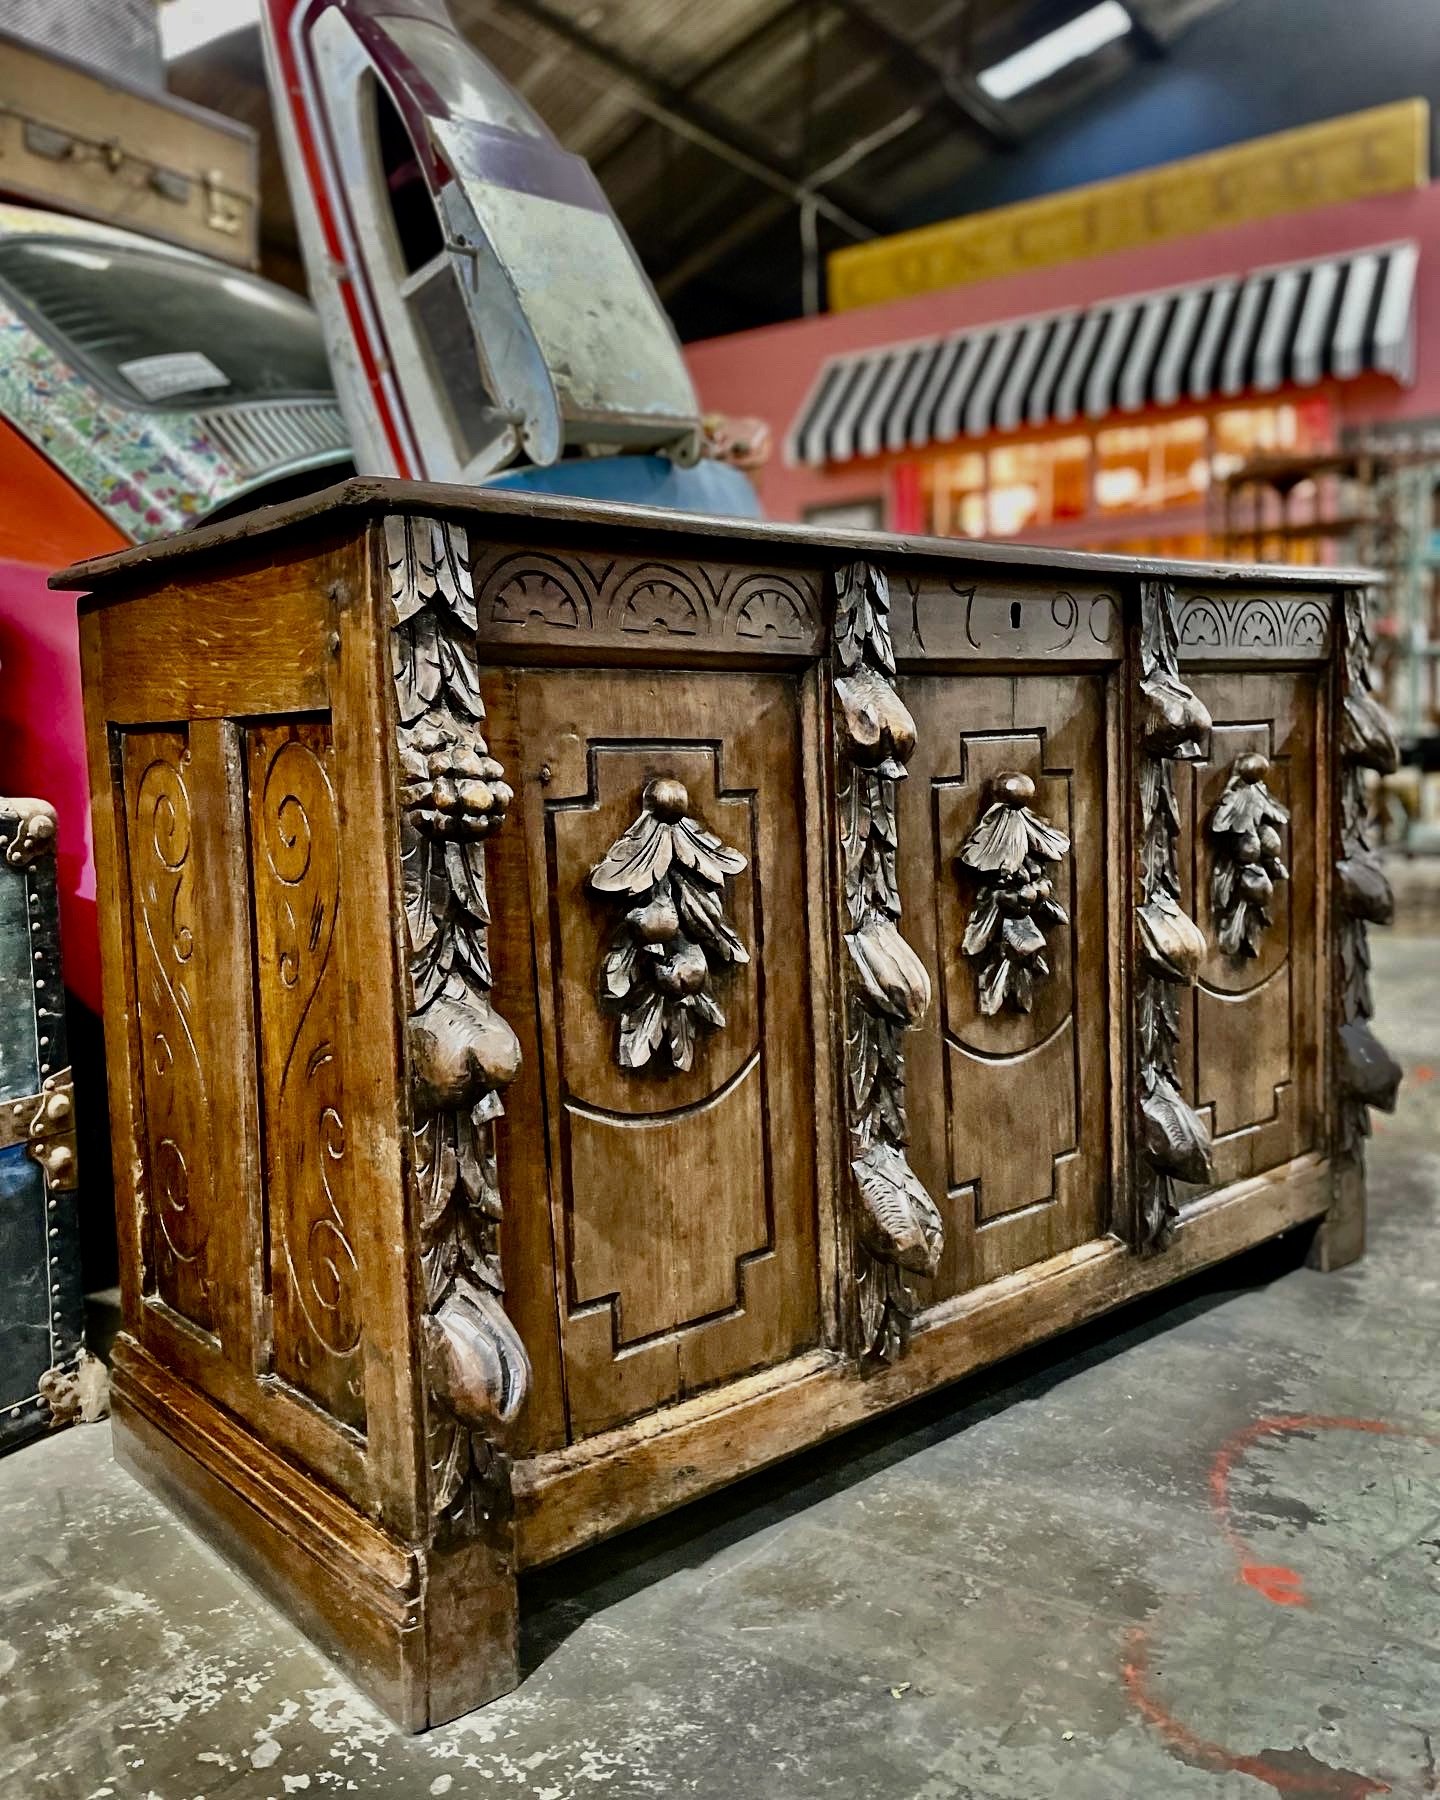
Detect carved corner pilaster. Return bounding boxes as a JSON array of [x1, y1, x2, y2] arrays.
[[385, 513, 530, 1539], [1335, 588, 1401, 1162], [833, 560, 941, 1361], [1134, 580, 1214, 1250]]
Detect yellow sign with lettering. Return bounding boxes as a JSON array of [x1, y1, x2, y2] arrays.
[[827, 99, 1430, 313]]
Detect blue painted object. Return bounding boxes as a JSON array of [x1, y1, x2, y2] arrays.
[[489, 455, 762, 519]]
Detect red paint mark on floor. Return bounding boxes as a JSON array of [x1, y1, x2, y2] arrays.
[[1413, 1064, 1434, 1082], [1240, 1562, 1309, 1605], [1124, 1414, 1440, 1793], [1123, 1625, 1389, 1798]]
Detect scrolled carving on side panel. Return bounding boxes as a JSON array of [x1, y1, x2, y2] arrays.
[[1336, 589, 1401, 1159], [589, 777, 750, 1073], [833, 560, 941, 1362], [127, 734, 215, 1331], [1134, 581, 1214, 1249], [1208, 751, 1290, 961], [248, 725, 364, 1429], [386, 513, 529, 1538], [957, 771, 1070, 1017]]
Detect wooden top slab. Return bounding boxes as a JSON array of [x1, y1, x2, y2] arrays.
[[51, 476, 1376, 599]]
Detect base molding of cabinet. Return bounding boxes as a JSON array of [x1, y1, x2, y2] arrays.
[[109, 1341, 520, 1733], [514, 1153, 1336, 1569]]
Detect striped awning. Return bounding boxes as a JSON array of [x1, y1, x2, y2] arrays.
[[788, 241, 1419, 467]]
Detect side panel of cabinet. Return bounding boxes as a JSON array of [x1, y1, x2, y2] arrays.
[[1175, 671, 1324, 1188], [899, 672, 1113, 1297], [507, 667, 824, 1442]]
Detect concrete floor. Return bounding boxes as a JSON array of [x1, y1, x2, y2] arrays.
[[2, 933, 1439, 1800]]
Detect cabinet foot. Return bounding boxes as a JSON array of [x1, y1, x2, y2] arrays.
[[1307, 1160, 1366, 1272]]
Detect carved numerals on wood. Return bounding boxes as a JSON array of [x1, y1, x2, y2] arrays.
[[589, 777, 750, 1073], [1134, 581, 1214, 1249], [123, 730, 215, 1333], [957, 771, 1070, 1016], [1336, 590, 1402, 1157], [386, 513, 529, 1536], [833, 561, 941, 1360], [248, 722, 364, 1430], [1208, 752, 1290, 960]]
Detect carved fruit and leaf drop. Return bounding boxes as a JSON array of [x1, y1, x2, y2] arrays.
[[833, 561, 942, 1362], [1335, 589, 1402, 1157], [1209, 751, 1290, 959], [1134, 581, 1214, 1249], [386, 513, 529, 1538], [957, 771, 1069, 1016], [590, 777, 749, 1074]]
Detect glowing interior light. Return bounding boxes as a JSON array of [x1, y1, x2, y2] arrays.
[[977, 2, 1133, 102]]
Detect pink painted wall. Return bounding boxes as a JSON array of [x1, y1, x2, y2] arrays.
[[685, 185, 1440, 524], [0, 560, 99, 1013]]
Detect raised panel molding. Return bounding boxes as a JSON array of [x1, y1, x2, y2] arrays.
[[555, 748, 768, 1361], [247, 719, 364, 1432], [516, 669, 822, 1441], [899, 675, 1110, 1297], [1176, 677, 1321, 1191], [941, 734, 1081, 1228]]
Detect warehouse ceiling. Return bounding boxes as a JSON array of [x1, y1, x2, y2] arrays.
[[166, 0, 1239, 341]]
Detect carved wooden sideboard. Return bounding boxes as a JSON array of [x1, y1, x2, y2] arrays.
[[60, 481, 1401, 1730]]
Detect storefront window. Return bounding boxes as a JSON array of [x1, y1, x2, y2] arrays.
[[987, 443, 1041, 536], [1095, 417, 1208, 512], [919, 403, 1333, 545], [928, 452, 986, 537]]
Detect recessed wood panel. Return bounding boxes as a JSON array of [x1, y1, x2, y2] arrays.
[[900, 674, 1112, 1296], [511, 669, 822, 1440], [246, 719, 366, 1433], [1175, 672, 1323, 1191], [120, 728, 217, 1337]]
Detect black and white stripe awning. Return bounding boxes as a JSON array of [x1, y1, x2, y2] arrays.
[[788, 241, 1419, 467]]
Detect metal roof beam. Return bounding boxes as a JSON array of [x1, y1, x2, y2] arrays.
[[482, 0, 884, 241], [823, 0, 1019, 152], [592, 0, 817, 179]]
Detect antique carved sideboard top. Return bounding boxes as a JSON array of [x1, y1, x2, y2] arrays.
[[57, 479, 1400, 1731]]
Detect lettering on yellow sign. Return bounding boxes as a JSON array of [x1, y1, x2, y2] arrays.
[[828, 99, 1430, 312]]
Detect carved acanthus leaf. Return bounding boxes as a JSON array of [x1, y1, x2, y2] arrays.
[[590, 777, 749, 1074]]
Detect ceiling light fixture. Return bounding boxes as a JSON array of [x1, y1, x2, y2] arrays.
[[157, 0, 262, 62], [977, 1, 1133, 102]]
